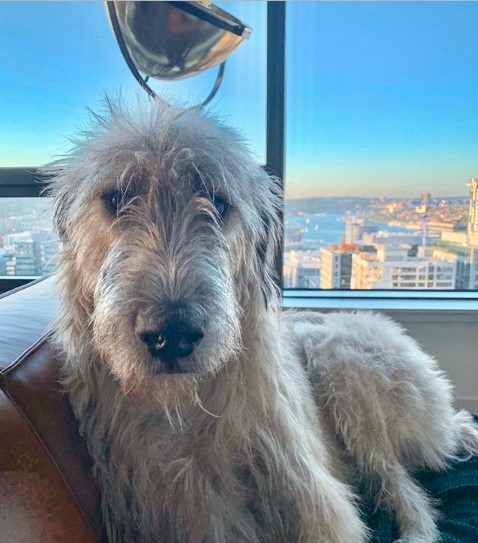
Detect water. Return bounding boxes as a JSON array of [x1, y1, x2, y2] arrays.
[[285, 212, 414, 249]]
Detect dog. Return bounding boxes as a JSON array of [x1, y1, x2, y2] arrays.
[[47, 97, 478, 543]]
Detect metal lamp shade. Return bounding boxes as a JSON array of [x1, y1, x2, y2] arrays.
[[109, 1, 251, 81]]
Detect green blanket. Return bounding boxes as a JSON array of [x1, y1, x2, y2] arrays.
[[364, 418, 478, 542]]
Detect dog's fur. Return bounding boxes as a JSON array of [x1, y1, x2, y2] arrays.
[[47, 98, 478, 543]]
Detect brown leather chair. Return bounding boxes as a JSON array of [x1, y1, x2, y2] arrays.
[[0, 277, 106, 543]]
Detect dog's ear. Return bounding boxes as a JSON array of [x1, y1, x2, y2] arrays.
[[255, 173, 283, 307]]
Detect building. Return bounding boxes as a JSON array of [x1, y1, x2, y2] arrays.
[[427, 221, 466, 233], [467, 178, 478, 236], [320, 246, 354, 289], [351, 244, 456, 290], [5, 231, 60, 277], [283, 250, 320, 288], [441, 231, 468, 246], [284, 219, 303, 245], [296, 259, 320, 288], [0, 248, 8, 275], [40, 238, 60, 275], [345, 218, 378, 244], [468, 249, 478, 290], [362, 231, 425, 247], [12, 239, 41, 276], [433, 249, 470, 290]]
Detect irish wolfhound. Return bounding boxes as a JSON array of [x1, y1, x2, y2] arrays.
[[47, 98, 478, 543]]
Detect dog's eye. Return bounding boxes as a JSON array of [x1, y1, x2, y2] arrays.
[[213, 196, 230, 220], [102, 190, 126, 217]]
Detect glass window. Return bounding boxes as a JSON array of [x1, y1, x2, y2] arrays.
[[0, 198, 58, 277], [284, 2, 478, 291], [0, 1, 266, 167], [0, 1, 266, 280]]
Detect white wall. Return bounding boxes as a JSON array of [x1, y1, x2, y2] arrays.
[[283, 296, 478, 413], [386, 311, 478, 412]]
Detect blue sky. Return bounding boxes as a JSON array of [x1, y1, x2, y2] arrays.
[[0, 2, 266, 162], [1, 2, 477, 199], [286, 2, 478, 198]]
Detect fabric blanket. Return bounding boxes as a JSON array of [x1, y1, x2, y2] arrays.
[[365, 416, 478, 543]]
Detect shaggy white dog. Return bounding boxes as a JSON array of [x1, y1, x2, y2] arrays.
[[47, 98, 478, 543]]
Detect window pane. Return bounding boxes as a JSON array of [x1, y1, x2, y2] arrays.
[[0, 198, 58, 277], [0, 1, 266, 167], [284, 2, 478, 291]]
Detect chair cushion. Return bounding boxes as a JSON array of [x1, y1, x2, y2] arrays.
[[0, 277, 105, 543]]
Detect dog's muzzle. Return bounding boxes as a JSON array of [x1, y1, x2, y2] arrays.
[[137, 308, 205, 373]]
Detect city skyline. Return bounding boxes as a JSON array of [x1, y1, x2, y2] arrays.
[[283, 177, 478, 291], [1, 2, 478, 198], [2, 180, 477, 289], [285, 187, 471, 202]]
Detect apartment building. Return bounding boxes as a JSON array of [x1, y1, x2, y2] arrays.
[[351, 244, 456, 289], [5, 231, 60, 277], [283, 250, 321, 289], [344, 218, 378, 244], [319, 247, 353, 289]]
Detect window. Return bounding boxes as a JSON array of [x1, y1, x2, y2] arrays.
[[0, 2, 266, 167], [284, 2, 478, 292], [0, 198, 57, 278], [0, 1, 266, 284], [2, 2, 478, 300]]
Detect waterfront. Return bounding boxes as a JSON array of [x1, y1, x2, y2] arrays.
[[283, 186, 477, 290], [285, 212, 415, 249]]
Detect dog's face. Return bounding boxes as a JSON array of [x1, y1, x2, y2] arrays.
[[49, 100, 280, 394]]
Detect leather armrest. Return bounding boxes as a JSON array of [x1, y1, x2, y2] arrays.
[[0, 277, 105, 542]]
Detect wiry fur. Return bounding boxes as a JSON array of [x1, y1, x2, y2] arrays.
[[47, 97, 478, 543], [285, 310, 478, 543]]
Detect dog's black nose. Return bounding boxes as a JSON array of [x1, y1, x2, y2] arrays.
[[140, 319, 204, 362]]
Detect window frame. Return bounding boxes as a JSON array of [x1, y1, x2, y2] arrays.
[[0, 168, 45, 197]]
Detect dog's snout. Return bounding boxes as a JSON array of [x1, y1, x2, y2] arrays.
[[139, 318, 204, 364]]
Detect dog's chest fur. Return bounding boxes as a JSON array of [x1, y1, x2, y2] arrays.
[[67, 353, 301, 543]]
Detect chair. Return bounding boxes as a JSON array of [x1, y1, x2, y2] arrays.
[[0, 277, 105, 543]]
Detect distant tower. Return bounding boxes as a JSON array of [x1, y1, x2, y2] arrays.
[[345, 219, 363, 244], [422, 192, 431, 205], [467, 178, 478, 289], [468, 178, 478, 236], [421, 217, 428, 255]]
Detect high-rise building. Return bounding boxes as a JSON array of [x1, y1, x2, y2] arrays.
[[345, 219, 363, 244], [5, 231, 60, 277], [468, 249, 478, 290], [284, 219, 303, 245], [40, 238, 60, 275], [0, 249, 8, 276], [467, 179, 478, 288], [351, 244, 456, 290], [433, 249, 469, 290], [296, 260, 320, 289], [320, 247, 353, 289], [11, 240, 41, 276], [345, 218, 378, 244], [283, 250, 320, 288], [467, 178, 478, 237], [283, 251, 300, 288], [421, 192, 431, 205]]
